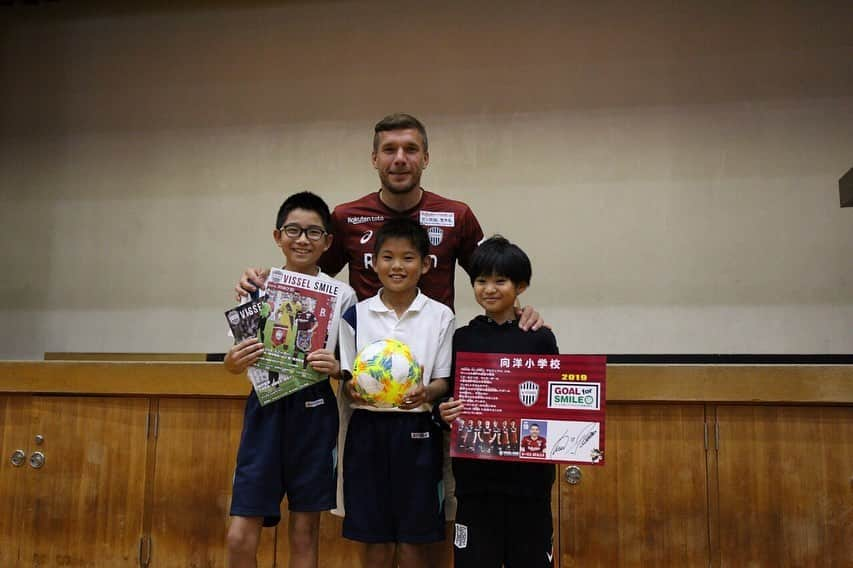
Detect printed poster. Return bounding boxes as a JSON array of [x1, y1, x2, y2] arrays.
[[450, 353, 606, 465]]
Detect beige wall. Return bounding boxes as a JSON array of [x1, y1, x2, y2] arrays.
[[1, 0, 852, 359]]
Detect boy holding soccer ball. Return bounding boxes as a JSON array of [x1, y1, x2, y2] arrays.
[[338, 217, 454, 568], [439, 236, 559, 568]]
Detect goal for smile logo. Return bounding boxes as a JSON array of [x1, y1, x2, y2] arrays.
[[547, 382, 600, 410]]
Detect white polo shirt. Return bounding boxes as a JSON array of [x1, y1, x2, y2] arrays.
[[339, 288, 455, 412]]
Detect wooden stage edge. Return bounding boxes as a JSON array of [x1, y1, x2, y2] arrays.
[[0, 361, 851, 403]]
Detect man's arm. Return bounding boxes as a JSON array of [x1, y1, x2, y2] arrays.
[[338, 304, 367, 403], [456, 206, 545, 331], [516, 304, 545, 331], [455, 205, 484, 276], [318, 208, 347, 277], [234, 267, 270, 301]]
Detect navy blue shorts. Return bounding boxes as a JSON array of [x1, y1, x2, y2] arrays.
[[230, 380, 339, 527], [343, 409, 445, 544]]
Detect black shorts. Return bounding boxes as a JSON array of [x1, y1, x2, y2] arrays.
[[453, 493, 553, 568], [230, 380, 339, 526], [342, 409, 445, 544]]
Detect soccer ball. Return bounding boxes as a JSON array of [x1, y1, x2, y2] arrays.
[[352, 339, 422, 408]]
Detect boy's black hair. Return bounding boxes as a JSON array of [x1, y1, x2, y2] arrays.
[[468, 235, 532, 286], [373, 113, 428, 152], [275, 191, 332, 232], [374, 217, 430, 259]]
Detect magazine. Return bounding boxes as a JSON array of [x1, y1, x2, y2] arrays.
[[224, 268, 344, 405]]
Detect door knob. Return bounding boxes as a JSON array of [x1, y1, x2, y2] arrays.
[[10, 449, 26, 467], [29, 451, 45, 469], [565, 465, 582, 485]]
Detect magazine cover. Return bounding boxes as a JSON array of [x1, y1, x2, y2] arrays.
[[225, 296, 266, 342], [224, 267, 344, 405]]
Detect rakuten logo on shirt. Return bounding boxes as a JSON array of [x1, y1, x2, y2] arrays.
[[347, 215, 384, 224]]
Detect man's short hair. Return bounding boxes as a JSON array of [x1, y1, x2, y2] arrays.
[[468, 235, 532, 286], [275, 191, 332, 232], [374, 217, 430, 259], [373, 113, 429, 152]]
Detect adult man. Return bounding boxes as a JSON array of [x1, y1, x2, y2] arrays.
[[520, 423, 547, 456], [236, 113, 541, 329]]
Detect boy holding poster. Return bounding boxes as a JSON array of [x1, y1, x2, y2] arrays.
[[439, 236, 559, 568], [223, 192, 356, 568]]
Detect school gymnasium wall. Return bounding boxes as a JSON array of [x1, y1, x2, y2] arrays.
[[1, 0, 852, 360]]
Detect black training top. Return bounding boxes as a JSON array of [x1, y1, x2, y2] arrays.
[[450, 315, 559, 498]]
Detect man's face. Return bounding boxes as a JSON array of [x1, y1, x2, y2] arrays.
[[372, 128, 429, 195], [530, 425, 540, 438]]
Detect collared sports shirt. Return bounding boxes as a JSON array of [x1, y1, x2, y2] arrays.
[[319, 190, 484, 310], [339, 289, 455, 413]]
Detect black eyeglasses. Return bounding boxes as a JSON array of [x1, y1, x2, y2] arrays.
[[279, 224, 327, 241]]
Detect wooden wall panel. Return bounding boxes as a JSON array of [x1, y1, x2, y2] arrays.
[[560, 404, 710, 567], [151, 398, 276, 567], [315, 512, 367, 568], [17, 396, 149, 567], [716, 405, 853, 566], [4, 362, 851, 403], [0, 395, 31, 566]]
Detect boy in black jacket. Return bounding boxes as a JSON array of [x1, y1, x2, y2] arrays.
[[439, 236, 558, 568]]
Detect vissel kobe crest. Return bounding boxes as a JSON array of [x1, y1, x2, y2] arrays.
[[518, 381, 539, 407]]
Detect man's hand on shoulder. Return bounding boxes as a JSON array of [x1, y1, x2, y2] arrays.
[[234, 267, 270, 301], [517, 305, 546, 331]]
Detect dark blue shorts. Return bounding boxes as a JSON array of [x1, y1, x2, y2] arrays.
[[343, 409, 445, 544], [230, 380, 339, 527]]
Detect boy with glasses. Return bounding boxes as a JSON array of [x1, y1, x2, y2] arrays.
[[223, 191, 356, 568]]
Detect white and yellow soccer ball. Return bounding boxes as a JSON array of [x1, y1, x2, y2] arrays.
[[351, 339, 422, 408]]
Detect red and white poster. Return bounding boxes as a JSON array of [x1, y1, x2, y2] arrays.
[[450, 353, 606, 465]]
